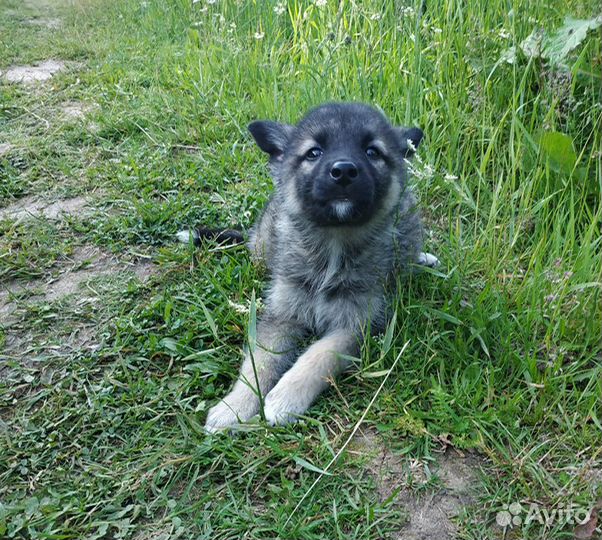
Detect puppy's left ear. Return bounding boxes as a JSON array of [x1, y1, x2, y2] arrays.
[[248, 121, 294, 162], [396, 127, 423, 158]]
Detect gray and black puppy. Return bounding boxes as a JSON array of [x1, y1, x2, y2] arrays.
[[179, 102, 438, 432]]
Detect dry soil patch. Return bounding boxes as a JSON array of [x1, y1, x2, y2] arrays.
[[0, 195, 93, 222], [353, 429, 483, 539], [1, 245, 156, 309], [25, 17, 62, 29], [61, 101, 90, 119], [1, 245, 157, 364], [43, 245, 155, 300], [1, 60, 65, 84], [60, 100, 96, 121], [0, 143, 13, 157], [24, 0, 58, 7]]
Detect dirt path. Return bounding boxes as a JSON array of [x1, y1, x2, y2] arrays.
[[1, 2, 158, 370]]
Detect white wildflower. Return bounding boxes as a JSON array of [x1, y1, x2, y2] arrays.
[[370, 13, 382, 21], [401, 6, 414, 16], [228, 300, 249, 314], [314, 0, 327, 7], [498, 29, 510, 39], [254, 31, 265, 40], [274, 2, 286, 15], [432, 27, 442, 34], [229, 297, 265, 314], [406, 157, 435, 181], [444, 173, 459, 181]]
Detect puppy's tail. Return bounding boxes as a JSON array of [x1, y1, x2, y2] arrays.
[[176, 227, 245, 247]]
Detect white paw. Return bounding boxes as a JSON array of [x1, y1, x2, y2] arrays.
[[176, 230, 195, 244], [263, 384, 309, 426], [204, 401, 240, 434], [417, 251, 440, 268], [204, 396, 257, 434]]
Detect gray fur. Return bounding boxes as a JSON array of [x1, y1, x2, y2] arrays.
[[205, 103, 430, 432]]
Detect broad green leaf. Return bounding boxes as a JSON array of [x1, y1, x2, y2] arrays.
[[537, 131, 577, 174], [544, 16, 602, 65], [521, 29, 545, 58], [160, 337, 179, 353], [501, 15, 602, 65]]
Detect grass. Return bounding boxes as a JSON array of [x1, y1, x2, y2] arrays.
[[1, 0, 601, 538]]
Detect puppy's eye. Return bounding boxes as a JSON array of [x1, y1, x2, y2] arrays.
[[305, 147, 323, 161], [365, 146, 381, 159]]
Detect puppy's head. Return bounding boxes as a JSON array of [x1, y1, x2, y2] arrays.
[[249, 103, 422, 226]]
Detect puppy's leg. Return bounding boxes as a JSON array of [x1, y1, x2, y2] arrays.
[[205, 318, 303, 433], [264, 329, 358, 425]]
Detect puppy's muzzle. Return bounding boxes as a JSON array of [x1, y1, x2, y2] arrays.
[[330, 161, 358, 187]]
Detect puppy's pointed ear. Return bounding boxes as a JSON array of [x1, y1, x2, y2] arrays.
[[396, 127, 424, 158], [248, 121, 294, 161]]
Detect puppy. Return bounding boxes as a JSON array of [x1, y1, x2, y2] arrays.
[[179, 103, 437, 432]]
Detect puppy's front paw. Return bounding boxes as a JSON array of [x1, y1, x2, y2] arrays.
[[263, 384, 310, 426], [418, 251, 440, 268], [204, 401, 240, 434], [204, 395, 257, 434]]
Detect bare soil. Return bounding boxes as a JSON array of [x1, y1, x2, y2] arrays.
[[0, 143, 13, 157], [25, 17, 62, 29], [1, 245, 156, 320], [60, 101, 95, 120], [352, 428, 483, 539], [0, 195, 94, 222], [1, 59, 66, 84]]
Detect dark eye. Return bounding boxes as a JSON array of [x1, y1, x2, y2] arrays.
[[305, 147, 323, 161], [366, 146, 381, 159]]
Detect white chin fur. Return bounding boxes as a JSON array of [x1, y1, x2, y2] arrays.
[[176, 230, 194, 244], [331, 200, 354, 221]]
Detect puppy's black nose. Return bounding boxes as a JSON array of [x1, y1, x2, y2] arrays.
[[330, 161, 358, 186]]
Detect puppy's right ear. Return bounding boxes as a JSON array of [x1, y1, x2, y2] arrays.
[[395, 127, 424, 158], [248, 121, 294, 162]]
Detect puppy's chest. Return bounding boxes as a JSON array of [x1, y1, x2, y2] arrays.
[[283, 240, 386, 299]]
